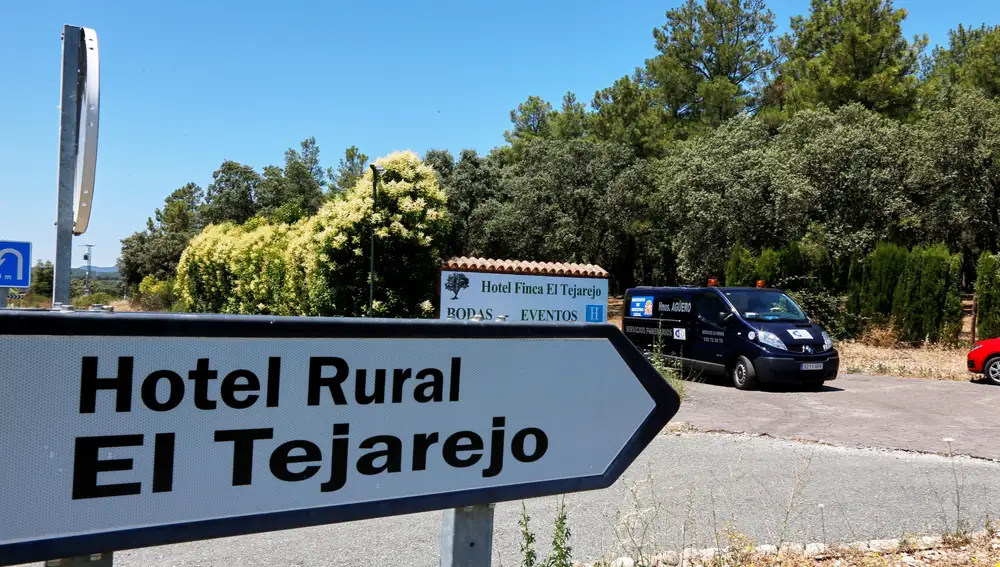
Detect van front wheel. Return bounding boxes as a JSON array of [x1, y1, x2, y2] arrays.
[[732, 356, 759, 391]]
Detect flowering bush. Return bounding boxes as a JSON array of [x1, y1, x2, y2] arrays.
[[176, 151, 450, 317], [137, 274, 176, 311]]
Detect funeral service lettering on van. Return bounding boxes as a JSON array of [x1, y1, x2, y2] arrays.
[[440, 270, 608, 324]]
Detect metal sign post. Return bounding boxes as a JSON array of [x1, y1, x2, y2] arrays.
[[441, 503, 496, 566], [0, 311, 679, 566], [53, 24, 100, 306], [53, 25, 82, 306]]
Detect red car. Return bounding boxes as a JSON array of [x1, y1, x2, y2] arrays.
[[968, 337, 1000, 385]]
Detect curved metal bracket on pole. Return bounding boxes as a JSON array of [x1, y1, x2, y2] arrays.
[[73, 27, 100, 237]]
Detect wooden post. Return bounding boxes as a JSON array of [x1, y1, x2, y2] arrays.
[[972, 294, 978, 344]]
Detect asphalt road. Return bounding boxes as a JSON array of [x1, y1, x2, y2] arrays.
[[674, 373, 1000, 460], [18, 432, 1000, 567]]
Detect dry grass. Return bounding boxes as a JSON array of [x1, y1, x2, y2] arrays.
[[4, 296, 140, 312], [109, 299, 138, 312], [837, 341, 969, 381]]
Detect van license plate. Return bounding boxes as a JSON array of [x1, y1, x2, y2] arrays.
[[800, 362, 823, 371]]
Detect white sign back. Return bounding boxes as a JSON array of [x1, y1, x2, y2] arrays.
[[0, 311, 679, 565]]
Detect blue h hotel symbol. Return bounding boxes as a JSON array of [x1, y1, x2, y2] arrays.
[[585, 304, 604, 322]]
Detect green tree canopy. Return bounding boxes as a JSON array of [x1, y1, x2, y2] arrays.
[[767, 0, 927, 119], [201, 160, 261, 225], [645, 0, 778, 126], [922, 24, 1000, 104], [329, 145, 369, 195], [118, 183, 206, 290], [590, 71, 673, 158]]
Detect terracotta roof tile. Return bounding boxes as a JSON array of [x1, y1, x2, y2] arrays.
[[442, 257, 608, 278]]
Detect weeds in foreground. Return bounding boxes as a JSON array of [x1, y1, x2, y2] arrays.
[[943, 437, 969, 541], [611, 463, 662, 566], [549, 498, 573, 567], [775, 451, 816, 552], [519, 498, 573, 567], [927, 437, 971, 542], [649, 320, 703, 402], [709, 529, 758, 566], [516, 437, 991, 566], [520, 502, 537, 567], [897, 532, 917, 554]]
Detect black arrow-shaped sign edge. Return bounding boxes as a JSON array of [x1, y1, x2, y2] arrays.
[[0, 310, 681, 566]]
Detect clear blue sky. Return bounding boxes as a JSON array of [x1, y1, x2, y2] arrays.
[[1, 0, 997, 267]]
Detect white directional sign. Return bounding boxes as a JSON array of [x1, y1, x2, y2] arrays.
[[0, 311, 679, 565]]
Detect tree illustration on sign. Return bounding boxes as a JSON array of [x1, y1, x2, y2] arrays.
[[445, 273, 470, 299]]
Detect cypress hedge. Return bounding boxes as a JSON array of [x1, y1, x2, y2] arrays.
[[890, 244, 963, 344], [976, 252, 1000, 340], [730, 241, 964, 344], [861, 242, 908, 319]]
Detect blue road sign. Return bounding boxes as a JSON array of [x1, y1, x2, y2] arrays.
[[0, 241, 31, 288], [585, 303, 604, 322]]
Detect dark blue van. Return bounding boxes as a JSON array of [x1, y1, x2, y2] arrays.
[[621, 285, 839, 390]]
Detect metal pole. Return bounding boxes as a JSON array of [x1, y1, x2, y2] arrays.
[[47, 28, 114, 567], [45, 552, 113, 566], [0, 287, 7, 309], [440, 504, 495, 567], [53, 25, 82, 306], [82, 243, 94, 296], [368, 165, 378, 316]]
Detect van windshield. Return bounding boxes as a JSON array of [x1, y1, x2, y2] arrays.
[[723, 289, 808, 322]]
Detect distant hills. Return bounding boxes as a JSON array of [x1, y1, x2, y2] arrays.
[[72, 266, 119, 278]]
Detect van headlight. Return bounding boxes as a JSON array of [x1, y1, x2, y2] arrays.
[[757, 330, 787, 351], [822, 331, 833, 352]]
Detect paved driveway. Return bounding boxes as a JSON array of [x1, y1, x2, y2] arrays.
[[674, 373, 1000, 460]]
